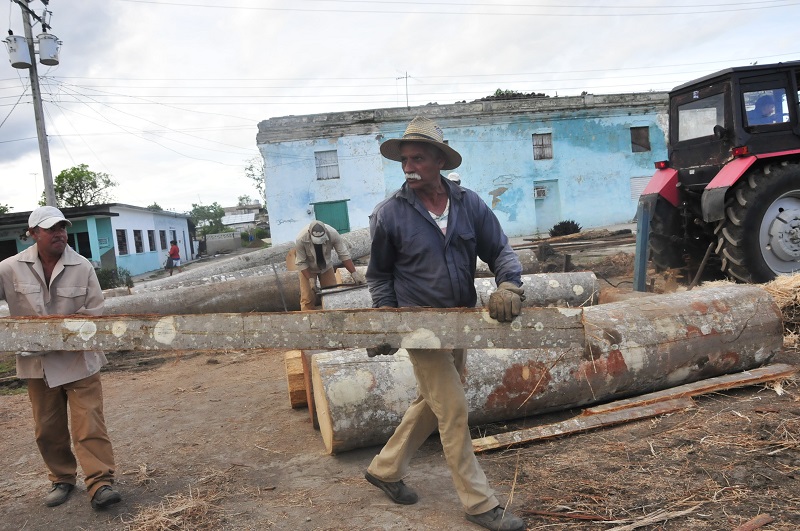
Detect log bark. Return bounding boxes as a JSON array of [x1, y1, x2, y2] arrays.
[[284, 350, 306, 409], [472, 397, 696, 452], [0, 306, 586, 352], [105, 270, 303, 314], [309, 285, 782, 453], [322, 272, 599, 310], [136, 228, 372, 293]]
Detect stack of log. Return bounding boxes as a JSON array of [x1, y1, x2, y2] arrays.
[[286, 281, 786, 455]]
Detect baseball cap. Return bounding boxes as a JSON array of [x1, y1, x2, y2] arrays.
[[309, 222, 328, 244], [28, 206, 72, 229]]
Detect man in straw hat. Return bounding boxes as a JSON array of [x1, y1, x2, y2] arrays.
[[363, 116, 525, 531], [0, 206, 122, 510]]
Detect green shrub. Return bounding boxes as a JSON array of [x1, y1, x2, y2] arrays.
[[96, 267, 133, 290]]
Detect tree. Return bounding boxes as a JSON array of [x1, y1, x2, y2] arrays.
[[189, 202, 226, 236], [244, 156, 266, 204], [238, 195, 253, 206], [146, 203, 163, 211], [41, 164, 117, 207], [0, 204, 9, 214]]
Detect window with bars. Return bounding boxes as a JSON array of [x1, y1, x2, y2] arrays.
[[315, 150, 340, 180], [147, 230, 156, 252], [532, 133, 553, 160], [116, 229, 128, 255], [133, 230, 144, 253], [159, 230, 167, 250], [630, 126, 651, 152]]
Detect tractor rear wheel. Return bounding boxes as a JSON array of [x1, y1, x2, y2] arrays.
[[717, 161, 800, 283], [648, 198, 685, 271]]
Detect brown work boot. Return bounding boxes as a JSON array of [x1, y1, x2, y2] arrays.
[[466, 506, 525, 531], [44, 482, 74, 507], [91, 485, 122, 510], [364, 471, 418, 504]]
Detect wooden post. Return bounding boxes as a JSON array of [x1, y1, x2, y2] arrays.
[[283, 350, 306, 409]]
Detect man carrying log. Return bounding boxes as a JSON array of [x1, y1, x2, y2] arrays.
[[294, 221, 365, 311], [364, 116, 526, 531], [0, 206, 122, 510]]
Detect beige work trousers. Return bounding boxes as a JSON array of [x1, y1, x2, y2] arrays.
[[298, 268, 337, 311], [367, 348, 498, 515], [27, 372, 116, 497]]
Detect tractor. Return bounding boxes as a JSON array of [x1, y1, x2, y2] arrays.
[[633, 60, 800, 290]]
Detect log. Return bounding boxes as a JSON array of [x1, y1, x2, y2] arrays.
[[105, 270, 303, 314], [472, 397, 696, 453], [0, 306, 586, 352], [322, 272, 599, 310], [308, 285, 782, 453], [136, 227, 372, 293], [284, 350, 306, 409], [302, 349, 327, 429]]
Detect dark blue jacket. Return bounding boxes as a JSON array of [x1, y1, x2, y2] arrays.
[[367, 178, 522, 308]]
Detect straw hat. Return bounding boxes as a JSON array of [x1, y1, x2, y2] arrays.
[[380, 116, 462, 170]]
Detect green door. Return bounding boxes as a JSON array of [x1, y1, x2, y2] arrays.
[[313, 200, 350, 234]]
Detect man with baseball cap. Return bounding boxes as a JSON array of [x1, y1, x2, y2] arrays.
[[363, 116, 525, 531], [294, 220, 365, 311], [0, 206, 122, 510]]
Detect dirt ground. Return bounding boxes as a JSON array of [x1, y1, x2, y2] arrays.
[[1, 249, 799, 530]]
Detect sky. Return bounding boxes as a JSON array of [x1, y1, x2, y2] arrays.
[[1, 0, 798, 216]]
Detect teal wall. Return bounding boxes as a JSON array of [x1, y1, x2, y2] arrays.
[[261, 98, 668, 243]]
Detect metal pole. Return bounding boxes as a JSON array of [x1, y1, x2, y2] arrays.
[[20, 0, 56, 207]]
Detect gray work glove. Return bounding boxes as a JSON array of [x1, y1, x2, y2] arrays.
[[367, 342, 398, 357], [351, 270, 366, 285], [488, 281, 525, 322]]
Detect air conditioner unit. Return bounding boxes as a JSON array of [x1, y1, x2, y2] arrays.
[[534, 187, 547, 199]]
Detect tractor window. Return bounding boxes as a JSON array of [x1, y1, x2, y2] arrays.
[[744, 88, 788, 126], [677, 93, 725, 142]]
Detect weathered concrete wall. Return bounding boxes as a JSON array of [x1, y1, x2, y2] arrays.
[[258, 92, 669, 243]]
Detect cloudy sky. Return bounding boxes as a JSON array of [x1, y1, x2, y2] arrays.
[[1, 0, 798, 215]]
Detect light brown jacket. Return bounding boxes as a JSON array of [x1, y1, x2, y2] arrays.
[[0, 244, 107, 387]]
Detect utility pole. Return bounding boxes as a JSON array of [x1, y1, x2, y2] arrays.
[[396, 71, 409, 109], [14, 0, 56, 206]]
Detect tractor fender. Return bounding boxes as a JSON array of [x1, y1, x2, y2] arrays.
[[701, 149, 800, 222], [701, 156, 758, 222], [641, 168, 679, 207]]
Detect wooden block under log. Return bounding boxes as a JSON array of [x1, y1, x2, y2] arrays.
[[284, 350, 306, 409]]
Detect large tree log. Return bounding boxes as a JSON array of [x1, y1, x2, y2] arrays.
[[105, 270, 303, 314], [137, 228, 372, 292], [0, 306, 585, 352], [322, 272, 599, 310], [309, 285, 782, 453]]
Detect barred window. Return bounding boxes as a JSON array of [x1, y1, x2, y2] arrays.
[[630, 126, 651, 152], [116, 229, 128, 255], [147, 230, 156, 252], [532, 133, 553, 160], [159, 230, 167, 250], [133, 230, 144, 253], [315, 150, 340, 180]]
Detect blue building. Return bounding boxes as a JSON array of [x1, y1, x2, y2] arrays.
[[257, 92, 669, 244], [0, 204, 193, 276]]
